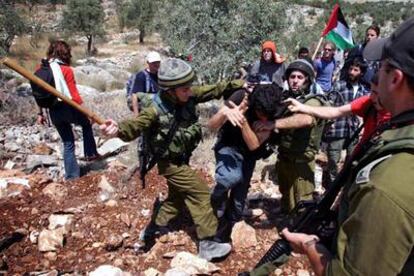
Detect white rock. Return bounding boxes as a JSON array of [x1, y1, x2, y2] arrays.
[[38, 228, 65, 252], [144, 268, 162, 276], [88, 265, 131, 276], [170, 252, 219, 275], [231, 221, 257, 250], [30, 230, 40, 244], [4, 160, 15, 170], [26, 154, 58, 172], [48, 214, 74, 233], [297, 269, 311, 276], [164, 268, 190, 276], [97, 138, 129, 156]]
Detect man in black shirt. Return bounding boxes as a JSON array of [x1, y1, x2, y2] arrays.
[[208, 84, 286, 242]]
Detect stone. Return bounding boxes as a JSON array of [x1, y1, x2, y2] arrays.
[[89, 265, 131, 276], [4, 142, 19, 152], [170, 252, 220, 275], [297, 269, 311, 276], [164, 268, 190, 276], [98, 175, 115, 202], [97, 138, 129, 156], [42, 183, 68, 202], [4, 160, 15, 170], [26, 154, 58, 172], [105, 199, 118, 207], [105, 234, 123, 251], [38, 228, 65, 252], [144, 268, 162, 276], [0, 177, 30, 198], [48, 214, 74, 233], [120, 213, 130, 227], [231, 221, 257, 250], [30, 230, 40, 244]]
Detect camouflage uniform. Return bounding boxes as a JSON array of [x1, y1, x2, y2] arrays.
[[326, 112, 414, 275], [117, 80, 244, 239], [277, 97, 326, 213]]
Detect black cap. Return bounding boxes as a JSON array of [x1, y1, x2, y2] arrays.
[[363, 17, 414, 77]]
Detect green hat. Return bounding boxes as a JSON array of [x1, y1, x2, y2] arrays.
[[158, 58, 195, 90]]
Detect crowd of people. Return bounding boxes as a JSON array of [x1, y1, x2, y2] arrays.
[[32, 16, 414, 275]]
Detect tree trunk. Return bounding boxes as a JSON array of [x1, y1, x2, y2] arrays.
[[87, 35, 93, 55], [139, 28, 145, 44]]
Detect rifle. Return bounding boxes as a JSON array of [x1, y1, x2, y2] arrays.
[[240, 125, 369, 276], [0, 57, 104, 125], [139, 110, 181, 189]]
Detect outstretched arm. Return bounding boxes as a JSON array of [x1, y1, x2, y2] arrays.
[[285, 98, 352, 120]]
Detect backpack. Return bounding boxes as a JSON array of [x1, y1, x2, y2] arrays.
[[30, 59, 58, 108]]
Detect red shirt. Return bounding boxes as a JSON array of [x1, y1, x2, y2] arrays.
[[35, 63, 83, 105], [351, 95, 391, 144], [60, 64, 83, 105]]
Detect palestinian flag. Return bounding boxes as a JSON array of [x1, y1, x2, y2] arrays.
[[321, 4, 354, 50]]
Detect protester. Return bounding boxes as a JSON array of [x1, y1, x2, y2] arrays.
[[297, 47, 310, 59], [314, 41, 337, 93], [282, 17, 414, 276], [340, 24, 381, 88], [100, 58, 248, 261], [247, 40, 286, 87], [34, 40, 99, 180], [285, 72, 391, 156], [127, 51, 161, 115], [254, 59, 327, 214], [322, 57, 369, 187], [208, 84, 286, 242]]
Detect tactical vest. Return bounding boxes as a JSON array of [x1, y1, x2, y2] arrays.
[[278, 93, 328, 160], [142, 93, 202, 162]]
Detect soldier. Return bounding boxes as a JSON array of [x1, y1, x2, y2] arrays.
[[101, 58, 247, 261], [282, 17, 414, 276], [254, 59, 327, 214]]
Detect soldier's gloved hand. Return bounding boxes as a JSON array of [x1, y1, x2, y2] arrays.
[[100, 119, 119, 138]]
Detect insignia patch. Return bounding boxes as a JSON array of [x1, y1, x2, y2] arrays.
[[355, 155, 392, 184]]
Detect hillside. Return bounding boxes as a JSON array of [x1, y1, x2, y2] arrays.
[[0, 0, 412, 275]]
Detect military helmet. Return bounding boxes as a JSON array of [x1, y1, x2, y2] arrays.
[[284, 58, 315, 82], [158, 58, 195, 90]]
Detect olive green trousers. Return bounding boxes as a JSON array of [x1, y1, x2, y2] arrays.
[[276, 157, 315, 213], [155, 161, 218, 239]]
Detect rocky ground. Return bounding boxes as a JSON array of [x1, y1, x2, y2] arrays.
[[0, 123, 315, 275]]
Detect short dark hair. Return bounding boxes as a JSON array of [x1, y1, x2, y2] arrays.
[[349, 57, 367, 75], [249, 84, 286, 119], [298, 47, 309, 55], [366, 24, 380, 36]]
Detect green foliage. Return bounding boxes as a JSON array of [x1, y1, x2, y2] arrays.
[[0, 3, 28, 53], [61, 0, 105, 54], [157, 0, 288, 82], [121, 0, 157, 43]]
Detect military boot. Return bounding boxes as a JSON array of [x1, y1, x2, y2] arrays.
[[198, 239, 232, 261], [137, 221, 169, 252]]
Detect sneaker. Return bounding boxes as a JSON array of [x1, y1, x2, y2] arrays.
[[198, 239, 232, 261]]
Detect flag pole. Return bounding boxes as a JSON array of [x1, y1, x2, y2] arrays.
[[312, 37, 324, 60]]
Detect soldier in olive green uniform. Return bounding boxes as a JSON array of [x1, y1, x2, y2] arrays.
[[255, 59, 327, 214], [280, 17, 414, 276], [101, 58, 245, 261]]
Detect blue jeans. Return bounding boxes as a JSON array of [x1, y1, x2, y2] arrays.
[[49, 103, 98, 180], [211, 145, 256, 225]]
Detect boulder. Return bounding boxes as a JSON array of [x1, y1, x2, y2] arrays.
[[42, 183, 68, 202], [170, 252, 219, 275], [89, 265, 131, 276], [38, 228, 65, 252], [26, 154, 58, 172], [231, 221, 257, 250], [97, 138, 129, 157]]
